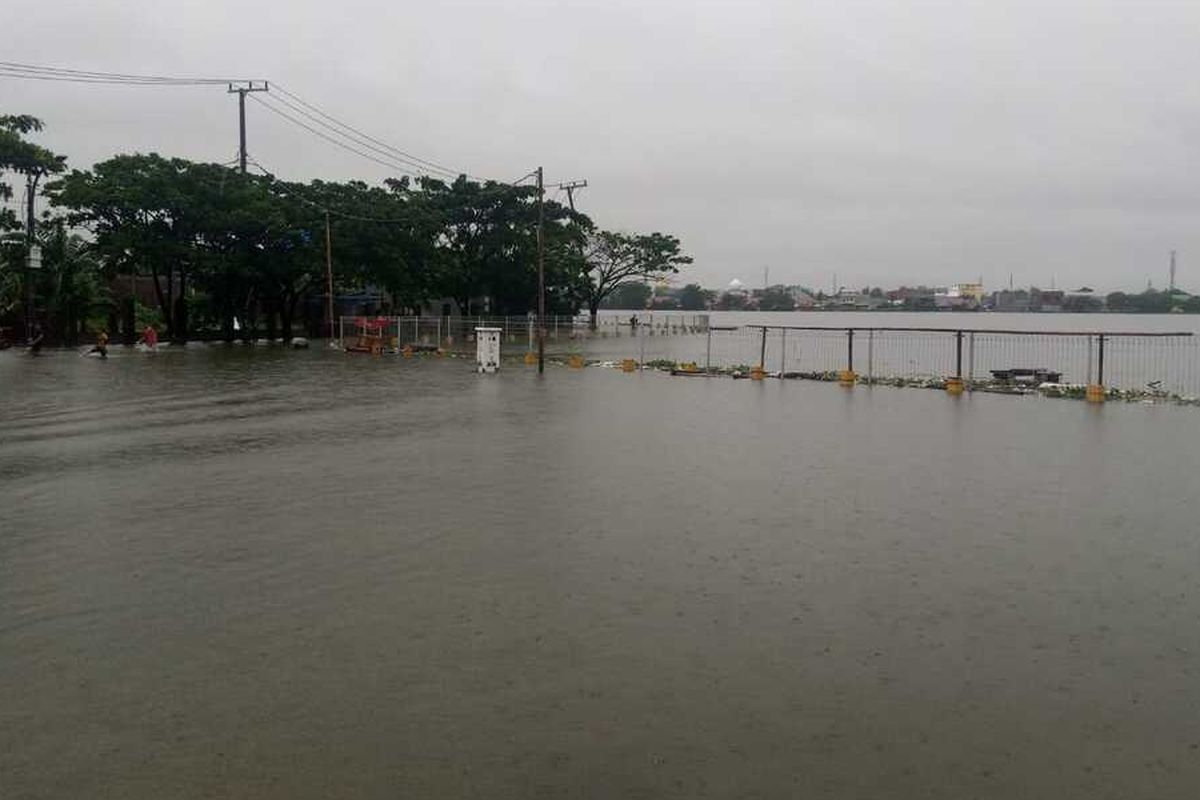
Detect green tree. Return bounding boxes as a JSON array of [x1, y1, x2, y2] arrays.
[[758, 287, 796, 311], [602, 281, 652, 309], [1, 115, 66, 232], [1, 115, 67, 335], [677, 283, 711, 310], [31, 221, 108, 344], [579, 231, 691, 329], [49, 154, 227, 341], [716, 291, 747, 310], [415, 176, 587, 316]]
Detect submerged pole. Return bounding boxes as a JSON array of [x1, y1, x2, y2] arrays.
[[705, 326, 712, 374], [779, 329, 786, 375], [947, 330, 965, 395], [1087, 334, 1107, 403], [840, 329, 856, 386]]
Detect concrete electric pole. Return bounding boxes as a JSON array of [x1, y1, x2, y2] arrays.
[[227, 81, 269, 173], [536, 167, 545, 374], [554, 179, 587, 213]]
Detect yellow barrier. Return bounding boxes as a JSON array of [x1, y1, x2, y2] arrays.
[[569, 354, 585, 369], [1086, 384, 1105, 403], [524, 351, 537, 365], [838, 369, 856, 387], [945, 376, 965, 395], [621, 358, 638, 372]]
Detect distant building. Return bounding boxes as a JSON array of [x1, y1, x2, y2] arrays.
[[1063, 287, 1103, 312], [788, 287, 817, 308], [832, 288, 872, 309], [888, 286, 937, 309], [934, 282, 984, 310], [951, 282, 985, 302], [1029, 288, 1064, 312], [991, 289, 1031, 312]]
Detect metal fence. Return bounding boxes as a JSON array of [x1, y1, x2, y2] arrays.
[[646, 325, 1200, 400], [337, 314, 710, 353], [334, 317, 1200, 401]]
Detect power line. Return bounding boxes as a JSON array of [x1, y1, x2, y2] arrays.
[[5, 60, 537, 190], [271, 83, 468, 180], [0, 61, 245, 85], [248, 94, 423, 179], [262, 90, 460, 180]]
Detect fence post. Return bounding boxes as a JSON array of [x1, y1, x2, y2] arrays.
[[867, 330, 874, 384], [967, 332, 975, 390], [779, 329, 786, 376], [839, 329, 856, 386], [705, 326, 712, 374], [1086, 335, 1093, 385], [639, 320, 645, 366], [1087, 334, 1106, 403], [752, 327, 767, 379], [947, 331, 965, 394]]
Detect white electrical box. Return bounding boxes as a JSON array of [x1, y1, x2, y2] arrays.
[[475, 327, 501, 373]]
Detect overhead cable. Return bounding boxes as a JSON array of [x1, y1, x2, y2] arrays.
[[271, 84, 468, 180], [248, 94, 422, 178], [0, 60, 245, 85]]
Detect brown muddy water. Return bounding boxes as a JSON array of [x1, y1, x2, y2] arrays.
[[2, 345, 1199, 798]]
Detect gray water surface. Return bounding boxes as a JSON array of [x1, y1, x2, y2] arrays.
[[2, 346, 1199, 798]]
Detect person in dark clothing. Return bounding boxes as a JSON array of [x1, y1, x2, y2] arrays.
[[87, 329, 109, 359], [28, 325, 44, 356]]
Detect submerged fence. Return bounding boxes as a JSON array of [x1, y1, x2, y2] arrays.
[[337, 314, 709, 353], [335, 316, 1200, 401], [635, 325, 1200, 401]]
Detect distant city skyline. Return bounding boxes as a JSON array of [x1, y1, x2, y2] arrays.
[[689, 262, 1188, 295]]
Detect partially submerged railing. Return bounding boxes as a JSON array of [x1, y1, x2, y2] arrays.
[[735, 325, 1198, 402], [333, 315, 1200, 403], [336, 314, 710, 353]]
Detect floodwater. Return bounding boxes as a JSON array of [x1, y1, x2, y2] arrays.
[[2, 346, 1200, 799]]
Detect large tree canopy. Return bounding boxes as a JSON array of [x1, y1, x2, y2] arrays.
[[1, 115, 67, 329], [579, 231, 692, 328], [5, 114, 691, 343]]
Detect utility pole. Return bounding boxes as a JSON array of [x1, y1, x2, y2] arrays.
[[324, 211, 334, 342], [227, 81, 269, 173], [1170, 250, 1177, 292], [536, 167, 545, 373], [555, 179, 587, 213], [23, 171, 45, 342]]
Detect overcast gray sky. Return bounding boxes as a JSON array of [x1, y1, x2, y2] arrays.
[[4, 0, 1199, 292]]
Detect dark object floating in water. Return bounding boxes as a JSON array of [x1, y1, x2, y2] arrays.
[[991, 368, 1062, 385]]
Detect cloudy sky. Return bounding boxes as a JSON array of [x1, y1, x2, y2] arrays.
[[4, 0, 1198, 292]]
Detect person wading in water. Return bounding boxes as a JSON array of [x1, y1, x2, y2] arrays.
[[87, 329, 109, 359]]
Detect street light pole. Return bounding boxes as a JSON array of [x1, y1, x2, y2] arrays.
[[536, 166, 545, 374]]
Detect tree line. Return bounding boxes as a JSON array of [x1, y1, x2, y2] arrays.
[[1, 114, 690, 344]]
